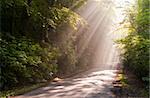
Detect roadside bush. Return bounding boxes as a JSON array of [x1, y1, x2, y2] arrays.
[[0, 36, 59, 90], [118, 35, 149, 79]]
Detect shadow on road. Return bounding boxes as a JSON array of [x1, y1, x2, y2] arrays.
[[17, 68, 118, 98]]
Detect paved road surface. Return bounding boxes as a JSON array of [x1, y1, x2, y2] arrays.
[[16, 68, 118, 98]]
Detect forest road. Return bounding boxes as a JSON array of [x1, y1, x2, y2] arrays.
[[15, 0, 130, 98], [15, 68, 119, 98]]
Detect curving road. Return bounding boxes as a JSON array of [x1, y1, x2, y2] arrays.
[[15, 0, 133, 98]]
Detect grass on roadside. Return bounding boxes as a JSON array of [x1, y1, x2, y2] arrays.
[[121, 68, 149, 97], [0, 82, 48, 98]]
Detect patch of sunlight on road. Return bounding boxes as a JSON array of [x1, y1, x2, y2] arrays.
[[17, 69, 118, 98]]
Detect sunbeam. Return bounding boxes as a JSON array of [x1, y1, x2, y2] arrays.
[[75, 0, 136, 68], [75, 0, 118, 67], [14, 0, 136, 98]]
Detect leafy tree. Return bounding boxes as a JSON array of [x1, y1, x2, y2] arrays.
[[117, 0, 149, 86], [0, 0, 86, 90]]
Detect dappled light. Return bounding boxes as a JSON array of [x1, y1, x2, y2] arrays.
[[12, 0, 133, 98], [1, 0, 148, 97], [17, 69, 118, 98]]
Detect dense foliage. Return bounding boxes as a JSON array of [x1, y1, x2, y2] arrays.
[[0, 37, 59, 89], [117, 0, 149, 86], [0, 0, 87, 90]]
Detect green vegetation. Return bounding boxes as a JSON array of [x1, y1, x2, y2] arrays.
[[0, 37, 59, 89], [117, 0, 149, 88], [0, 0, 87, 96], [1, 0, 148, 97], [0, 82, 47, 98]]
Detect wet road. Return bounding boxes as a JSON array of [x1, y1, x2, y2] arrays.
[[15, 0, 133, 98]]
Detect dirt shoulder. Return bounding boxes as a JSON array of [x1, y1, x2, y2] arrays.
[[111, 67, 149, 98]]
